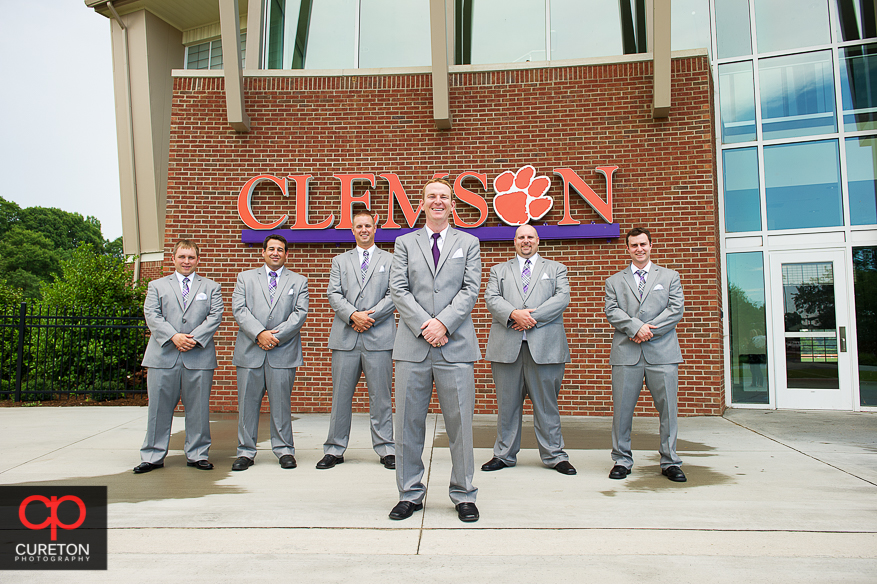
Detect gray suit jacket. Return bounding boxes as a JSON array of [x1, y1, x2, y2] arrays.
[[327, 247, 396, 351], [390, 227, 482, 363], [484, 256, 571, 365], [141, 273, 223, 370], [232, 267, 309, 368], [605, 263, 684, 366]]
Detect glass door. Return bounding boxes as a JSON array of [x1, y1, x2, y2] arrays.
[[769, 250, 853, 410]]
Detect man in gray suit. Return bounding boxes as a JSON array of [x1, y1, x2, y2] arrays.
[[231, 234, 308, 471], [605, 227, 686, 482], [388, 178, 482, 523], [134, 239, 223, 473], [318, 210, 396, 470], [481, 224, 576, 475]]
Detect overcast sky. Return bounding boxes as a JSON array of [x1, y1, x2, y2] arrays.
[[0, 2, 122, 240]]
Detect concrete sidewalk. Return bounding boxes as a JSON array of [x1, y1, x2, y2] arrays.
[[1, 407, 875, 583]]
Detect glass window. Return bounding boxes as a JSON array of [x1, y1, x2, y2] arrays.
[[719, 61, 757, 143], [727, 252, 769, 404], [210, 41, 223, 70], [723, 147, 762, 232], [186, 41, 210, 70], [470, 0, 546, 64], [360, 1, 431, 68], [840, 44, 877, 132], [845, 136, 877, 225], [302, 0, 356, 69], [671, 0, 711, 55], [835, 0, 877, 41], [753, 0, 830, 53], [759, 51, 836, 140], [852, 246, 877, 406], [715, 0, 752, 59], [550, 0, 623, 60], [764, 140, 843, 230]]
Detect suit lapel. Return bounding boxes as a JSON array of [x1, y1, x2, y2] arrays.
[[508, 259, 525, 300], [269, 269, 292, 315], [168, 274, 185, 310], [183, 274, 203, 313], [524, 256, 543, 302], [258, 267, 272, 306], [435, 228, 457, 274], [346, 249, 363, 293], [640, 266, 658, 303], [361, 248, 380, 290], [622, 268, 640, 302], [416, 228, 436, 276]]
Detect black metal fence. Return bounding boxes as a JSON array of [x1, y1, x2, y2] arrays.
[[0, 303, 148, 402]]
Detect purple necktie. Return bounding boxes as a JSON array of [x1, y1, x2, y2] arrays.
[[636, 269, 646, 299], [361, 250, 369, 283], [432, 233, 441, 268], [269, 271, 278, 303], [182, 277, 190, 308], [522, 259, 531, 294]]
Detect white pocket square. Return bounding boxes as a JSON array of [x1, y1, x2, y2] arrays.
[[195, 292, 208, 301], [379, 265, 385, 272], [653, 284, 665, 291], [541, 273, 550, 280], [452, 248, 464, 259], [287, 288, 295, 295]]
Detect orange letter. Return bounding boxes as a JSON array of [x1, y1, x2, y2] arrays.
[[334, 174, 376, 229], [380, 173, 423, 229], [553, 166, 617, 225], [288, 174, 335, 229], [237, 175, 289, 230], [452, 172, 489, 228]]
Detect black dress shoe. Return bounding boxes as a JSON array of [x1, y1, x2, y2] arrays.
[[186, 460, 214, 470], [279, 455, 297, 469], [380, 455, 395, 469], [455, 502, 479, 522], [662, 465, 687, 482], [231, 456, 254, 471], [389, 501, 423, 520], [608, 465, 631, 479], [133, 461, 163, 474], [481, 457, 508, 472], [316, 454, 343, 469], [553, 461, 577, 475]]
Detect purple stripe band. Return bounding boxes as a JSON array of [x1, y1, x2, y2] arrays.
[[242, 223, 620, 245]]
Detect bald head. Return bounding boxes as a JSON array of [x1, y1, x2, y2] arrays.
[[514, 225, 539, 259]]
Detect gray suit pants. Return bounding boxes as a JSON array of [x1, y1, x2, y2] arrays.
[[324, 337, 395, 457], [141, 365, 212, 464], [236, 364, 296, 459], [611, 354, 681, 469], [491, 342, 568, 466], [395, 347, 477, 505]]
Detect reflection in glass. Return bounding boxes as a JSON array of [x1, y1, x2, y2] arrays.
[[671, 0, 711, 55], [845, 136, 877, 225], [715, 0, 752, 58], [302, 0, 356, 69], [470, 0, 546, 64], [719, 62, 756, 143], [835, 0, 877, 41], [840, 44, 877, 132], [360, 1, 431, 68], [764, 140, 843, 230], [754, 0, 830, 53], [728, 253, 768, 404], [781, 262, 839, 389], [853, 246, 877, 406], [550, 0, 623, 60], [723, 148, 761, 232], [759, 51, 836, 140]]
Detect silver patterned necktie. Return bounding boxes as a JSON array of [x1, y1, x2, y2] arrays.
[[522, 259, 531, 294], [182, 276, 190, 308], [636, 269, 646, 299], [361, 250, 369, 283], [269, 271, 278, 303]]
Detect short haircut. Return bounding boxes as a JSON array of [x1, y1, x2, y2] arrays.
[[262, 234, 288, 251], [173, 239, 200, 257], [422, 177, 453, 198], [352, 209, 376, 224], [626, 227, 651, 245]]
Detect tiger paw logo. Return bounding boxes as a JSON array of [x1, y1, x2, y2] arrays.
[[491, 165, 553, 226]]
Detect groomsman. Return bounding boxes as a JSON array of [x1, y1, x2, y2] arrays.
[[231, 234, 308, 471], [482, 225, 576, 475], [318, 210, 396, 470], [135, 239, 223, 473]]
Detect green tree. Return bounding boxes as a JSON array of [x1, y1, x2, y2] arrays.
[[0, 227, 61, 298], [17, 205, 104, 256], [41, 244, 146, 309]]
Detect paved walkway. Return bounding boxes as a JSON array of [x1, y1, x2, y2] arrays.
[[1, 407, 875, 583]]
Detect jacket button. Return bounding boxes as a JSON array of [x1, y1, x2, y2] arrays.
[[182, 318, 187, 323]]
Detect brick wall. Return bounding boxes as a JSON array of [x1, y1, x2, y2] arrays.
[[163, 56, 722, 417]]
